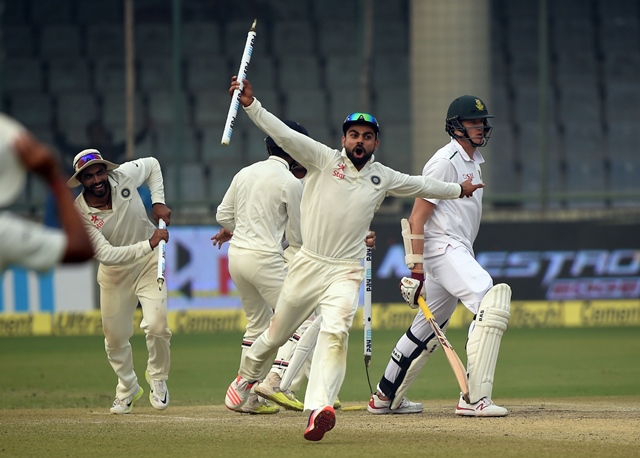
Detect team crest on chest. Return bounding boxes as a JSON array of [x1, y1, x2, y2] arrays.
[[121, 187, 131, 198], [371, 175, 381, 185]]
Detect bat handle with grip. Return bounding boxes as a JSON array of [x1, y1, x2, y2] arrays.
[[417, 297, 435, 320]]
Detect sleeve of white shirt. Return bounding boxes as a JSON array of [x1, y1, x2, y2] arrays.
[[216, 176, 237, 232], [85, 218, 153, 266], [118, 157, 166, 205], [244, 98, 335, 171], [383, 164, 461, 200], [424, 157, 458, 205], [283, 178, 303, 250], [0, 213, 66, 272]]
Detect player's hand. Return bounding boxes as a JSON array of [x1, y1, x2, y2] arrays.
[[365, 231, 376, 249], [399, 272, 425, 309], [152, 203, 171, 226], [459, 179, 484, 198], [211, 228, 233, 249], [229, 76, 254, 107], [149, 228, 169, 249]]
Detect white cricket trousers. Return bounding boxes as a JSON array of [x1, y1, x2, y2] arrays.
[[228, 245, 287, 379], [98, 250, 171, 399], [240, 247, 364, 411], [380, 245, 492, 394]]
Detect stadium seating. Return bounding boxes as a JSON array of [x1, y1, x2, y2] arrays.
[[2, 0, 639, 213]]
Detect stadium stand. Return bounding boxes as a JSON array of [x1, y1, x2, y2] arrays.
[[2, 0, 640, 217]]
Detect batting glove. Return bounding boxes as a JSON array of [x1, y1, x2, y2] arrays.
[[399, 272, 425, 309]]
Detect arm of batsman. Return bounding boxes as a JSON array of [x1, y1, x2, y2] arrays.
[[399, 275, 425, 309]]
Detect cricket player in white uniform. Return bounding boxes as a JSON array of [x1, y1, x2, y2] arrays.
[[216, 120, 307, 415], [216, 158, 375, 413], [67, 149, 172, 414], [0, 114, 94, 272], [224, 77, 483, 441], [370, 95, 511, 417]]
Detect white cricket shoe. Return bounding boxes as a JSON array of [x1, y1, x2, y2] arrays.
[[367, 393, 423, 414], [455, 396, 508, 417], [225, 375, 257, 411], [110, 385, 144, 414], [255, 372, 304, 411], [145, 371, 169, 410]]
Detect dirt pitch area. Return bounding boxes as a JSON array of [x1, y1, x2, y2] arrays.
[[1, 397, 638, 457]]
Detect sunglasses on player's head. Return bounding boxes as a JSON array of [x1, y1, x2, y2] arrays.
[[344, 112, 379, 125], [74, 152, 104, 170]]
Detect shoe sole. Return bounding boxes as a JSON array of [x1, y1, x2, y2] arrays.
[[255, 386, 304, 412], [367, 402, 423, 415], [237, 406, 280, 415], [367, 405, 392, 414], [304, 408, 336, 441], [455, 407, 508, 417]]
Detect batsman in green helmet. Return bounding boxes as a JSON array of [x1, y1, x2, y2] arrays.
[[370, 94, 512, 418], [445, 95, 494, 147]]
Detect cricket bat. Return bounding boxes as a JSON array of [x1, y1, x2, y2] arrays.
[[417, 296, 470, 403]]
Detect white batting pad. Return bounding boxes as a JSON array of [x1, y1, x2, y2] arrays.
[[466, 283, 511, 403], [280, 315, 322, 391], [401, 218, 423, 269]]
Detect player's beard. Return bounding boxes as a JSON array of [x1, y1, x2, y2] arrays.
[[346, 143, 374, 167], [84, 178, 110, 199]]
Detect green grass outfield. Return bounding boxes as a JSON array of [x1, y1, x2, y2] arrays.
[[1, 327, 638, 407], [0, 328, 638, 457]]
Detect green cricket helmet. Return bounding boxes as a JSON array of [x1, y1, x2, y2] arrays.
[[445, 95, 494, 147]]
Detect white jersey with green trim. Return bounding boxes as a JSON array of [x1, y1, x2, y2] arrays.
[[423, 138, 484, 258]]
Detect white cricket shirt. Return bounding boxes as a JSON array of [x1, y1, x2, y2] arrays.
[[0, 212, 66, 272], [422, 138, 484, 258], [216, 155, 303, 255], [74, 157, 165, 266], [244, 99, 462, 260]]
